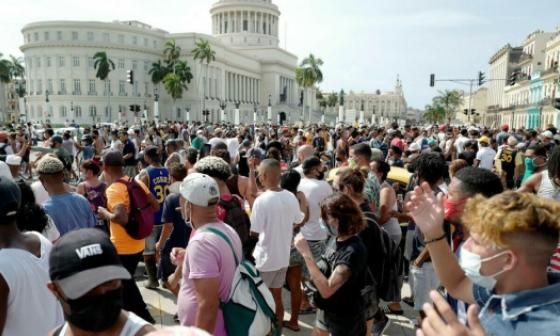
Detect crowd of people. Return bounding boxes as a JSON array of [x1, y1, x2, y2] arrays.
[[0, 118, 559, 336]]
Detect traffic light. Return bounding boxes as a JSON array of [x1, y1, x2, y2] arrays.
[[509, 71, 518, 86], [135, 105, 140, 112], [478, 71, 485, 86], [430, 73, 435, 87], [126, 70, 134, 84], [463, 109, 468, 115], [554, 98, 560, 110]]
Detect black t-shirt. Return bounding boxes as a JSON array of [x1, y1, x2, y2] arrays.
[[359, 203, 384, 284], [459, 151, 476, 166], [314, 235, 367, 317], [161, 193, 191, 255], [123, 140, 137, 166]]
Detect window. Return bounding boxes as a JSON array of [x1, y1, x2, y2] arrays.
[[119, 80, 126, 95], [37, 80, 42, 94], [144, 61, 149, 71], [153, 40, 157, 49], [118, 59, 125, 69], [34, 32, 39, 41], [105, 80, 111, 94], [47, 79, 53, 92], [144, 82, 149, 96], [75, 106, 82, 118], [89, 79, 96, 94], [59, 79, 66, 94], [118, 34, 124, 44], [44, 31, 50, 40], [73, 79, 81, 94], [72, 31, 78, 40], [57, 31, 62, 40], [73, 56, 80, 67], [87, 32, 94, 41], [105, 106, 110, 117], [132, 36, 137, 45], [46, 57, 51, 67], [88, 57, 94, 68], [60, 106, 67, 118], [27, 34, 31, 43], [133, 82, 138, 95], [177, 108, 181, 119], [144, 38, 148, 47], [103, 33, 110, 42], [58, 56, 64, 67], [132, 60, 137, 70], [89, 105, 97, 117], [243, 20, 248, 31], [36, 57, 41, 68]]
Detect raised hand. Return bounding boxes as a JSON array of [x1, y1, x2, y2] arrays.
[[406, 182, 445, 239]]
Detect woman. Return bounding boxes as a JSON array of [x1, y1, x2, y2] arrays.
[[76, 159, 107, 229], [15, 180, 60, 242], [295, 193, 367, 336], [371, 159, 404, 315], [519, 146, 560, 199], [280, 170, 309, 332]]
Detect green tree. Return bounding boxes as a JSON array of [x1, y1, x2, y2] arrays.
[[0, 54, 12, 83], [296, 54, 324, 123], [423, 104, 446, 124], [191, 39, 216, 118], [163, 60, 193, 117], [148, 60, 170, 86], [433, 89, 462, 124], [93, 51, 115, 122], [163, 39, 181, 66], [9, 55, 24, 80]]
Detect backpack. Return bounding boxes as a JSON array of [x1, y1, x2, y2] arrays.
[[202, 227, 280, 336], [218, 195, 256, 261], [114, 178, 156, 239]]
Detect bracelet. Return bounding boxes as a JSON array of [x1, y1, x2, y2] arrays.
[[425, 232, 446, 245]]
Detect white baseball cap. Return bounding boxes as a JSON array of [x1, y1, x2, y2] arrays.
[[543, 130, 554, 139], [179, 173, 220, 207], [5, 155, 21, 166], [409, 143, 421, 152]]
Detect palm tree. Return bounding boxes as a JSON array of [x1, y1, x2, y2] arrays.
[[9, 55, 24, 80], [0, 54, 12, 84], [423, 104, 446, 124], [163, 60, 193, 117], [148, 60, 169, 86], [93, 51, 115, 122], [433, 90, 462, 124], [297, 54, 324, 123], [163, 39, 181, 66], [327, 93, 338, 116], [191, 39, 216, 116]]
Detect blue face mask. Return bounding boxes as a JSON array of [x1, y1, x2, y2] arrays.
[[525, 157, 535, 172], [459, 246, 510, 289]]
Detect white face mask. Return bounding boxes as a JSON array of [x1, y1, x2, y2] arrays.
[[459, 246, 510, 289]]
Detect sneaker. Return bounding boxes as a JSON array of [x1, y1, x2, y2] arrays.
[[145, 280, 159, 290], [372, 315, 390, 336]]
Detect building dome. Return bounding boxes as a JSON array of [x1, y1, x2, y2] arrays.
[[210, 0, 280, 48]]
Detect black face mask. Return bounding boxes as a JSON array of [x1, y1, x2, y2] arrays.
[[317, 171, 325, 181], [65, 287, 123, 332]]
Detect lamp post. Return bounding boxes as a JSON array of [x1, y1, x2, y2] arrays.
[[234, 100, 240, 125], [253, 102, 257, 125], [153, 87, 160, 125], [70, 101, 74, 125], [45, 90, 51, 123], [219, 99, 227, 123], [186, 105, 191, 123], [267, 94, 272, 123]]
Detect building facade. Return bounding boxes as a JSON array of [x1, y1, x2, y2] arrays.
[[455, 88, 487, 125], [19, 0, 305, 126]]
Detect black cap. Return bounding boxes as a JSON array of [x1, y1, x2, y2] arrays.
[[0, 177, 21, 221], [49, 229, 130, 299], [103, 151, 124, 167]]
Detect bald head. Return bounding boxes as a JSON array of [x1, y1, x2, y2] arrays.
[[297, 145, 314, 162], [258, 159, 281, 189]]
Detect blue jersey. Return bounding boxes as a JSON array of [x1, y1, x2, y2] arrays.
[[146, 166, 170, 225]]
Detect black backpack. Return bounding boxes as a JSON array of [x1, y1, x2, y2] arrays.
[[219, 196, 256, 261]]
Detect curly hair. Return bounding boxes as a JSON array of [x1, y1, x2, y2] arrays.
[[194, 156, 232, 182], [462, 191, 560, 249], [320, 193, 365, 236]]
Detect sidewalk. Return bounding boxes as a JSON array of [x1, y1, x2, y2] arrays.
[[137, 266, 416, 336]]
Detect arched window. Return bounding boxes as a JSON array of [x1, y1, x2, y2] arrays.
[[89, 105, 97, 117]]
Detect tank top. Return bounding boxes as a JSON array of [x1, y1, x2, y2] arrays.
[[380, 182, 402, 243], [57, 312, 149, 336], [537, 170, 560, 201], [84, 182, 107, 212], [147, 166, 170, 225]]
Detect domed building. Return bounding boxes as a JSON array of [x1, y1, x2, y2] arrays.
[[20, 0, 304, 125]]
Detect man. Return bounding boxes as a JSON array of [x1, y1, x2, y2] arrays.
[[350, 143, 381, 211], [0, 176, 64, 335], [191, 130, 207, 151], [164, 139, 181, 168], [92, 129, 105, 156], [38, 155, 97, 235], [156, 164, 190, 294], [177, 173, 243, 335], [409, 187, 560, 335], [496, 124, 510, 146], [0, 131, 14, 162], [97, 151, 157, 323], [137, 146, 171, 289], [496, 136, 523, 189], [293, 144, 315, 177], [121, 130, 138, 178], [474, 136, 496, 171], [454, 128, 469, 157], [387, 145, 404, 167], [48, 229, 156, 335], [208, 128, 226, 148], [250, 159, 305, 323], [49, 135, 74, 182]]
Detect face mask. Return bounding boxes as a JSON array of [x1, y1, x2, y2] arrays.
[[443, 196, 466, 222], [65, 287, 123, 332], [317, 171, 325, 180], [459, 247, 510, 289], [525, 157, 535, 172]]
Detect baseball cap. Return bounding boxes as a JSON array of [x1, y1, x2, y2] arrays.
[[543, 130, 554, 139], [6, 154, 22, 166], [179, 173, 220, 207], [501, 124, 509, 131], [37, 155, 64, 174], [479, 136, 490, 144], [246, 147, 266, 160], [103, 151, 124, 167], [51, 135, 63, 144], [409, 143, 421, 152], [0, 177, 20, 220], [49, 229, 130, 300]]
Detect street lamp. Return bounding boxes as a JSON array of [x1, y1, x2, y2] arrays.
[[253, 102, 258, 125], [219, 99, 227, 123], [267, 94, 272, 123], [186, 105, 191, 123], [234, 100, 241, 125]]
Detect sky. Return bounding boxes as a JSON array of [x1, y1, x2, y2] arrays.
[[2, 0, 560, 109]]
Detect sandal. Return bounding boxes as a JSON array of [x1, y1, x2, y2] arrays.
[[381, 304, 404, 315], [283, 321, 300, 332]]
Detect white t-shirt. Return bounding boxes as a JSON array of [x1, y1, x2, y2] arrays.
[[0, 161, 12, 180], [455, 136, 468, 154], [294, 165, 304, 178], [476, 146, 496, 171], [250, 190, 304, 272], [208, 137, 226, 148], [226, 138, 240, 162], [0, 232, 64, 335], [31, 180, 50, 205], [298, 178, 333, 241]]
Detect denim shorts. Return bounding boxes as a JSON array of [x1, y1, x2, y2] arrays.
[[143, 225, 162, 256]]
